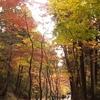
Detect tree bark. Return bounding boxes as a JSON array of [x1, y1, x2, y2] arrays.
[[45, 77, 48, 100], [39, 42, 43, 100], [63, 45, 78, 100], [28, 51, 33, 100], [15, 65, 23, 99], [80, 49, 87, 100], [90, 49, 95, 100], [79, 42, 87, 100]]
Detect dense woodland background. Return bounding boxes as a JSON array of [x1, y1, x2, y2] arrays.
[[0, 0, 100, 100]]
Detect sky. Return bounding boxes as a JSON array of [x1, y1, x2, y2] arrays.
[[34, 0, 48, 4], [28, 0, 54, 40]]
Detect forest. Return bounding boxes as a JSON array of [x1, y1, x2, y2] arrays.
[[0, 0, 100, 100]]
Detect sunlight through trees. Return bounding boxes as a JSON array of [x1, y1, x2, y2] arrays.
[[0, 0, 100, 100]]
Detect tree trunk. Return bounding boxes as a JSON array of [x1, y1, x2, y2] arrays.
[[63, 46, 78, 100], [44, 50, 52, 99], [94, 49, 98, 86], [95, 36, 98, 86], [47, 69, 52, 100], [90, 49, 95, 100], [24, 14, 34, 100], [55, 77, 59, 100], [28, 57, 33, 100], [45, 77, 48, 100], [39, 42, 43, 100], [79, 43, 87, 100], [15, 65, 23, 99]]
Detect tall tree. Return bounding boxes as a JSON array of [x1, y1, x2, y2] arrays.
[[49, 0, 100, 100], [0, 0, 36, 99]]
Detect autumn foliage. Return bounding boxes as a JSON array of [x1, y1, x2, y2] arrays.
[[0, 0, 65, 100]]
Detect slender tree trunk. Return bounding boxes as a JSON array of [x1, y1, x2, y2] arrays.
[[16, 65, 23, 99], [45, 77, 48, 100], [45, 64, 50, 100], [94, 49, 98, 86], [24, 13, 34, 100], [55, 77, 59, 100], [44, 50, 52, 99], [90, 49, 95, 100], [28, 55, 33, 100], [63, 46, 78, 100], [94, 49, 98, 100], [47, 69, 52, 100], [15, 65, 23, 96], [15, 65, 20, 95], [39, 42, 43, 100], [95, 36, 98, 87], [28, 41, 34, 100], [46, 65, 52, 99], [80, 49, 87, 100]]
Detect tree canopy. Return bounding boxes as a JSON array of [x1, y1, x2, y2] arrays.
[[0, 0, 100, 100], [50, 0, 100, 43]]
